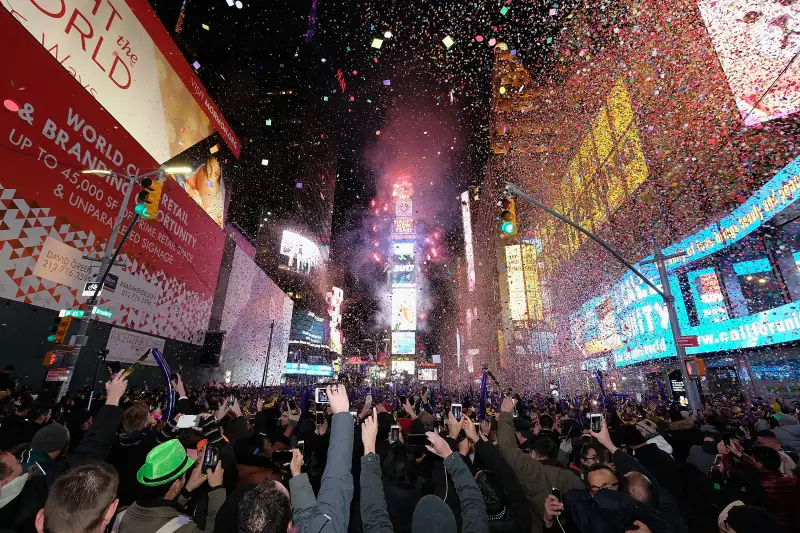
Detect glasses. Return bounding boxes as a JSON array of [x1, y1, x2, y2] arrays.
[[583, 455, 598, 464], [589, 481, 618, 495]]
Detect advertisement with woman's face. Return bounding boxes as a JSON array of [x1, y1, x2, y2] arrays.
[[165, 133, 230, 228]]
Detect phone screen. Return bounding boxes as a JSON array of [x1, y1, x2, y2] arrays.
[[107, 361, 122, 375], [315, 388, 330, 404], [272, 451, 293, 464], [407, 434, 429, 446], [590, 415, 602, 433], [390, 425, 400, 442], [451, 404, 462, 422], [551, 487, 562, 501]]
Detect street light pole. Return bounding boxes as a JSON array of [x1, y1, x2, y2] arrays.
[[56, 167, 183, 400], [505, 182, 700, 411]]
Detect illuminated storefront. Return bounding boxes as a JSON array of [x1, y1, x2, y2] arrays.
[[571, 156, 800, 384]]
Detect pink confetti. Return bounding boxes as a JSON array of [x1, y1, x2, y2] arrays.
[[3, 99, 19, 112], [475, 35, 484, 42], [489, 38, 497, 46]]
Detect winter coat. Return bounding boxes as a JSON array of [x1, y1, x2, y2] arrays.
[[289, 412, 354, 533], [630, 443, 681, 500], [564, 488, 674, 533], [686, 441, 718, 475], [382, 480, 422, 533], [113, 489, 225, 533], [107, 427, 160, 506], [474, 439, 532, 533], [360, 451, 489, 533], [774, 420, 800, 452], [0, 404, 122, 533], [496, 412, 585, 533]]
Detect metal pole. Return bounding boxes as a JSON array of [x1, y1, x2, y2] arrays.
[[57, 172, 148, 401], [650, 244, 700, 411], [505, 183, 665, 298], [505, 182, 700, 411], [261, 320, 276, 388]]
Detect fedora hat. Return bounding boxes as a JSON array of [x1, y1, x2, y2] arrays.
[[136, 439, 196, 487]]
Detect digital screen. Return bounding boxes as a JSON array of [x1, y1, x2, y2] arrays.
[[461, 191, 476, 292], [391, 287, 417, 330], [392, 243, 416, 286], [686, 268, 729, 324], [290, 311, 326, 346], [391, 359, 416, 374], [571, 155, 800, 366], [280, 231, 324, 275], [392, 331, 415, 355], [418, 368, 438, 380], [328, 287, 343, 355], [284, 363, 334, 377], [396, 200, 413, 217], [393, 218, 415, 235], [165, 134, 230, 227], [697, 0, 800, 126], [505, 245, 527, 321]]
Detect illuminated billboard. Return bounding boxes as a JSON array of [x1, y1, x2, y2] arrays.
[[328, 287, 343, 355], [392, 332, 415, 355], [396, 200, 413, 217], [391, 288, 417, 330], [392, 359, 416, 374], [418, 368, 438, 381], [460, 191, 476, 292], [3, 0, 239, 162], [2, 15, 226, 345], [540, 80, 648, 270], [280, 231, 324, 275], [571, 155, 800, 366], [522, 244, 543, 321], [697, 0, 800, 126], [393, 218, 415, 236], [505, 245, 527, 321], [392, 242, 416, 286]]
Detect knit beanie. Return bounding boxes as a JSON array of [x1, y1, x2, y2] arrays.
[[412, 495, 457, 533], [31, 423, 69, 452]]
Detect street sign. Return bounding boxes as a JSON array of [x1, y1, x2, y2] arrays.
[[82, 282, 103, 297], [104, 273, 119, 293], [92, 306, 113, 319], [46, 368, 70, 382], [676, 335, 699, 348], [59, 309, 85, 318]]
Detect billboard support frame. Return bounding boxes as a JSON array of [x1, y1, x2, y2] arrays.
[[505, 182, 700, 411]]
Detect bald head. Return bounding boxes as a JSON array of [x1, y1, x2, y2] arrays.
[[622, 472, 659, 508]]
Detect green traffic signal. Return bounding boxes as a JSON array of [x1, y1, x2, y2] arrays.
[[135, 203, 153, 218], [47, 334, 56, 342], [501, 221, 515, 234]]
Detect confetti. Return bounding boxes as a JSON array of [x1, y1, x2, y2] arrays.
[[371, 38, 384, 49], [442, 35, 454, 49]]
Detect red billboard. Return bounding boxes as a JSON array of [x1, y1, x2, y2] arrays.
[[3, 0, 240, 160], [0, 10, 225, 345]]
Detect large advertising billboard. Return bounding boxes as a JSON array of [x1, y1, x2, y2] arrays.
[[0, 13, 225, 344], [571, 155, 800, 366], [392, 242, 416, 286], [280, 230, 324, 275], [505, 245, 527, 321], [164, 134, 231, 227], [3, 0, 239, 162], [697, 0, 800, 126], [220, 246, 292, 385], [391, 332, 415, 355], [460, 191, 476, 292], [289, 311, 327, 346], [391, 287, 417, 331], [327, 286, 343, 355]]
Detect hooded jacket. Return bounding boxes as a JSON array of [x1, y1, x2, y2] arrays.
[[107, 426, 160, 507], [686, 441, 718, 475], [496, 412, 584, 533], [359, 451, 489, 533]]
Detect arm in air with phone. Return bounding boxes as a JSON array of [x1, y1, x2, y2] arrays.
[[359, 408, 395, 533], [294, 385, 354, 533], [590, 415, 687, 533]]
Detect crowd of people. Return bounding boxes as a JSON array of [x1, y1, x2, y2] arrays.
[[1, 372, 799, 533]]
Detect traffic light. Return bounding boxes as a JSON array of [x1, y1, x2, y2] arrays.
[[499, 197, 518, 235], [47, 317, 72, 344], [135, 177, 164, 220]]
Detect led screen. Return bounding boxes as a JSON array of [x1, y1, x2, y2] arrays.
[[284, 363, 334, 377], [697, 0, 800, 126], [505, 245, 527, 321], [280, 231, 324, 275], [571, 155, 800, 366], [392, 242, 416, 286], [392, 331, 415, 355], [391, 359, 416, 374], [418, 368, 438, 381], [391, 288, 417, 330], [289, 311, 326, 346], [393, 218, 415, 236]]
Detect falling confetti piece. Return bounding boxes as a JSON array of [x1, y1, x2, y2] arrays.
[[3, 99, 19, 112], [383, 79, 391, 86], [442, 35, 454, 49], [261, 159, 268, 166], [475, 35, 484, 42], [489, 38, 497, 46], [500, 6, 509, 16], [210, 144, 219, 154], [202, 23, 209, 30], [192, 61, 200, 69], [265, 119, 272, 126], [371, 38, 383, 49]]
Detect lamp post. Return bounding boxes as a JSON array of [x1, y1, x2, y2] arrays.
[[504, 182, 700, 412], [58, 166, 191, 401]]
